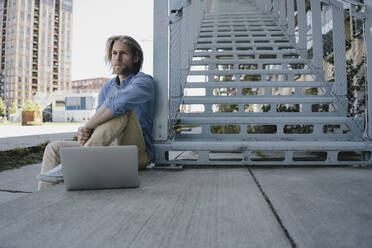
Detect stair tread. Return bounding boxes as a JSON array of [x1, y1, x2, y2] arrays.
[[182, 96, 334, 103], [194, 50, 301, 56], [191, 58, 308, 64], [185, 81, 330, 87], [188, 69, 312, 75], [198, 34, 289, 40], [196, 44, 293, 49], [178, 116, 360, 124], [156, 140, 372, 151]]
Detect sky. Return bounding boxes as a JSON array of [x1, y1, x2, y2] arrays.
[[71, 0, 154, 81]]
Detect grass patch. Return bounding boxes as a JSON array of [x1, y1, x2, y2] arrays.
[[0, 142, 49, 172]]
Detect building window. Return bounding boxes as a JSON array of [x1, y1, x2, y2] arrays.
[[55, 100, 65, 108], [65, 96, 94, 110]]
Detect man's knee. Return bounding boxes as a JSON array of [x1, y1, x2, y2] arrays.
[[45, 141, 62, 154], [45, 141, 78, 154]]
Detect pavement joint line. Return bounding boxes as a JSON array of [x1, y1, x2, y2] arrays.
[[0, 189, 32, 194], [248, 168, 297, 248]]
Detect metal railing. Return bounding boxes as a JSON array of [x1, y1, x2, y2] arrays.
[[253, 0, 371, 139], [153, 0, 211, 141], [152, 0, 372, 165]]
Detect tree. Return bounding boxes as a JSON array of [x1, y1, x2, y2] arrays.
[[0, 97, 5, 116], [23, 100, 41, 112], [9, 102, 18, 114]]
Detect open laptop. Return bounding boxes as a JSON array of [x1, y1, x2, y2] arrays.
[[60, 146, 139, 190]]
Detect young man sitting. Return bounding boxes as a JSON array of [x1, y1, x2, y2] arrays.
[[37, 35, 155, 191]]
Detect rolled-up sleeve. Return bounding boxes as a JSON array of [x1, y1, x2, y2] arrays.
[[103, 76, 154, 116]]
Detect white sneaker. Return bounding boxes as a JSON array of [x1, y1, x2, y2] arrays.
[[38, 164, 64, 183]]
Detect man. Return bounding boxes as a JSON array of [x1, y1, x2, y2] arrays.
[[37, 35, 155, 191]]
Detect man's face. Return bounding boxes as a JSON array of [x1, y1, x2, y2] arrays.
[[111, 40, 137, 76]]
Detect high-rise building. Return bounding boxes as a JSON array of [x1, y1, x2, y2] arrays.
[[0, 0, 72, 108]]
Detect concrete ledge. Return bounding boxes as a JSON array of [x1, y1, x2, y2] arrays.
[[0, 132, 76, 151]]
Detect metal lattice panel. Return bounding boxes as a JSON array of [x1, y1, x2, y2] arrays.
[[176, 1, 356, 142], [153, 0, 372, 166]]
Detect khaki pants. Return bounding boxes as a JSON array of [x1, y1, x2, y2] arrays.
[[38, 110, 150, 191]]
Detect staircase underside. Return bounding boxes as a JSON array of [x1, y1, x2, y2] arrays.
[[154, 0, 372, 166]]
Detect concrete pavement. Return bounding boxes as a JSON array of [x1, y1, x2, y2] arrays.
[[0, 163, 40, 205], [0, 166, 372, 247], [0, 124, 80, 202], [1, 125, 372, 247]]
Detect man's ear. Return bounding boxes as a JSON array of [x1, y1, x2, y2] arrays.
[[133, 55, 139, 63]]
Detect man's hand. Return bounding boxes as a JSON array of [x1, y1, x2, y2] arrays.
[[77, 105, 113, 146], [78, 126, 93, 146]]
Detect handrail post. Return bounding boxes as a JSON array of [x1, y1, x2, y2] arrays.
[[273, 0, 280, 18], [254, 0, 269, 12], [279, 0, 287, 30], [310, 0, 324, 81], [153, 0, 169, 141], [365, 0, 372, 139], [296, 0, 308, 58], [330, 1, 347, 96], [286, 0, 295, 43]]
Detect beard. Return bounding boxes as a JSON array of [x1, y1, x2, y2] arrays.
[[113, 64, 134, 76]]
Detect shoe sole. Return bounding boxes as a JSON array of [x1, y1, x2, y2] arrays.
[[37, 174, 64, 183]]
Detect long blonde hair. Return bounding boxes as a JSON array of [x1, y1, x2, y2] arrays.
[[105, 35, 144, 74]]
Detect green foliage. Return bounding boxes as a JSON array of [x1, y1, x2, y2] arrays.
[[22, 100, 42, 112], [303, 88, 319, 95], [9, 102, 18, 114], [346, 57, 366, 116], [0, 141, 49, 172], [33, 102, 42, 112], [211, 125, 240, 134], [0, 97, 5, 115]]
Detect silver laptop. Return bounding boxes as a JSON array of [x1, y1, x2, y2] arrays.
[[60, 146, 139, 190]]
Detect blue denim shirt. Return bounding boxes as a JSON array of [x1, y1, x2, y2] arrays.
[[97, 72, 155, 161]]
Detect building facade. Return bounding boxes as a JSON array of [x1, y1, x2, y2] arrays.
[[71, 77, 110, 91], [50, 92, 98, 122], [0, 0, 72, 108]]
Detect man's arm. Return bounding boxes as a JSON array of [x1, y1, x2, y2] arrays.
[[78, 105, 113, 145], [85, 105, 113, 129]]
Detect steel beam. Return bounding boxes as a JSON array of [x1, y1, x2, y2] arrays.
[[366, 0, 372, 139], [153, 0, 169, 140]]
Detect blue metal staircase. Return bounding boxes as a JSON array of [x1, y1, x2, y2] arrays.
[[153, 0, 372, 166]]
